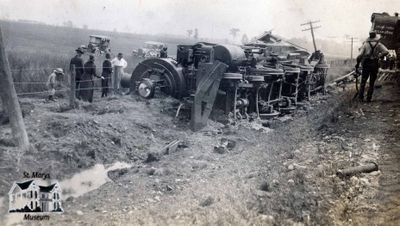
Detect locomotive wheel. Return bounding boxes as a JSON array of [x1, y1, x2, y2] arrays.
[[259, 110, 280, 119], [130, 58, 186, 99], [137, 78, 155, 99], [278, 97, 296, 113]]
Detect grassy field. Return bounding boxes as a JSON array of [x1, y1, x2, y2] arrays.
[[0, 20, 349, 95], [0, 20, 195, 94]]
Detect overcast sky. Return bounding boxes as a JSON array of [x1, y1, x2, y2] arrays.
[[1, 0, 399, 41]]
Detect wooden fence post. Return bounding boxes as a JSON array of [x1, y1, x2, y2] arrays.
[[70, 65, 76, 108], [0, 25, 30, 149]]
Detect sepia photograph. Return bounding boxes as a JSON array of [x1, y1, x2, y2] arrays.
[[0, 0, 399, 225]]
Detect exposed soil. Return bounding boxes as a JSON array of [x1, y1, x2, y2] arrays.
[[0, 79, 399, 226]]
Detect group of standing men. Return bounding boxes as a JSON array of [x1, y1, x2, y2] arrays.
[[69, 47, 128, 102]]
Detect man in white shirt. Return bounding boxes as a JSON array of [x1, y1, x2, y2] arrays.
[[355, 31, 389, 102], [111, 53, 128, 94]]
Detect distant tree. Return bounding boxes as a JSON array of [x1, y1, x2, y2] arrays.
[[187, 29, 193, 38], [83, 24, 88, 29], [230, 28, 240, 40], [250, 37, 258, 43], [241, 34, 249, 44], [194, 28, 198, 39], [62, 20, 73, 28]]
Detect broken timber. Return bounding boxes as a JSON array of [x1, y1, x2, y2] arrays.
[[336, 162, 378, 178]]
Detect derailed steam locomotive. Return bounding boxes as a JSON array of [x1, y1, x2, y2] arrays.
[[121, 32, 329, 131], [371, 12, 400, 69]]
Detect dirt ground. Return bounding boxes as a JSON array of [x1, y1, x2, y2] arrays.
[[0, 78, 399, 225]]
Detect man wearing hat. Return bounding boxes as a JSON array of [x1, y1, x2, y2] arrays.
[[46, 68, 64, 101], [70, 47, 85, 99], [356, 31, 389, 102]]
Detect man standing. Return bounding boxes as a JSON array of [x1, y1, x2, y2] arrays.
[[160, 46, 168, 58], [80, 55, 104, 103], [46, 68, 64, 101], [356, 31, 389, 102], [70, 47, 85, 99], [111, 53, 128, 94], [101, 53, 113, 97]]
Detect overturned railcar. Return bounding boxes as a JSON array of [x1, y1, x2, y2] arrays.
[[122, 34, 329, 131]]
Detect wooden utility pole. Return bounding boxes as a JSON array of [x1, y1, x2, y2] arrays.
[[0, 25, 30, 149], [346, 37, 358, 61], [301, 20, 321, 52], [70, 65, 76, 108]]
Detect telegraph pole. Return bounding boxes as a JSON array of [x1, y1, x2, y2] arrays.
[[0, 25, 30, 149], [346, 37, 358, 61], [301, 20, 321, 52]]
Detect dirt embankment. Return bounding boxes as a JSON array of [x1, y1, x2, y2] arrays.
[[0, 80, 399, 226], [316, 83, 400, 225]]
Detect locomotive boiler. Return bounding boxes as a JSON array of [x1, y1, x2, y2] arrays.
[[122, 36, 329, 131]]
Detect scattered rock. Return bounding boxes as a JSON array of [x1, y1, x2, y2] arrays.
[[287, 179, 295, 185], [272, 179, 279, 186], [65, 196, 74, 202], [260, 181, 270, 192], [0, 138, 16, 147], [199, 196, 214, 207], [76, 210, 83, 216], [278, 115, 293, 122], [154, 168, 171, 176], [107, 168, 129, 181], [86, 150, 96, 159], [369, 170, 381, 176], [288, 164, 295, 171], [144, 152, 161, 163], [144, 168, 156, 176], [161, 140, 180, 155], [259, 214, 274, 222], [214, 137, 236, 154], [191, 161, 208, 171], [110, 136, 122, 146], [214, 146, 227, 154]]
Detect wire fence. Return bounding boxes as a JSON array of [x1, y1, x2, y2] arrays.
[[8, 59, 359, 99], [15, 86, 116, 96], [8, 66, 122, 100]]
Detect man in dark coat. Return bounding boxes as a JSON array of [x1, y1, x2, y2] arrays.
[[101, 53, 113, 97], [70, 47, 85, 99], [160, 46, 168, 58], [80, 55, 103, 102]]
